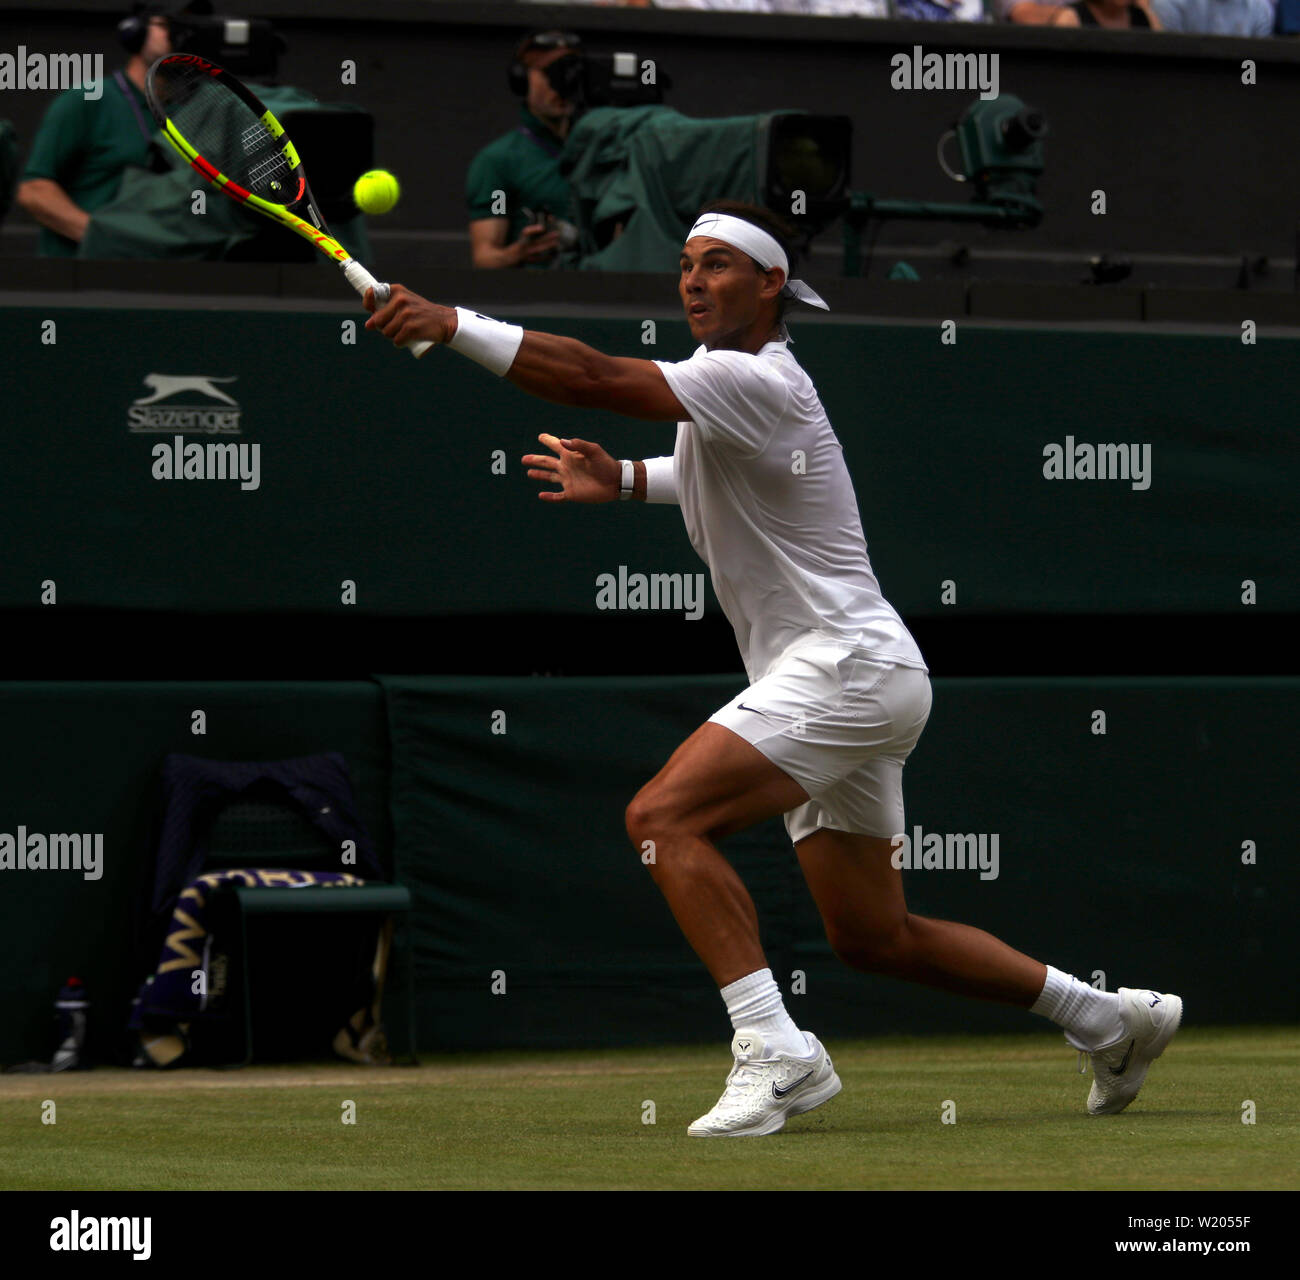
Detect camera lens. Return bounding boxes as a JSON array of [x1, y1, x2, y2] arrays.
[[1002, 109, 1047, 151]]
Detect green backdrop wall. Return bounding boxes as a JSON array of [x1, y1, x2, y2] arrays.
[[0, 676, 1291, 1065], [0, 308, 1293, 616], [380, 674, 1293, 1051]]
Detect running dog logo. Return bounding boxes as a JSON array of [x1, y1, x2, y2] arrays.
[[127, 373, 242, 433]]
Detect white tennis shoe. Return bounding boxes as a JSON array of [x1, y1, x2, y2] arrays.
[[1073, 987, 1183, 1116], [687, 1028, 842, 1137]]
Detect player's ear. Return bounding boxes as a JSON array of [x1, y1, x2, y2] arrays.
[[760, 267, 786, 309]]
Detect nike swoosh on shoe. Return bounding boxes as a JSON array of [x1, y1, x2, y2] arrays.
[[1108, 1039, 1136, 1075], [772, 1070, 813, 1098]]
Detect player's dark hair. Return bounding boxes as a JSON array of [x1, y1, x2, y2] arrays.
[[695, 199, 800, 323]]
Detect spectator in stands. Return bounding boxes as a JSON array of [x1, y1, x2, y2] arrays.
[[998, 0, 1073, 21], [620, 1, 889, 12], [895, 0, 988, 19], [1151, 0, 1274, 34], [16, 4, 173, 257], [465, 30, 582, 269], [1052, 0, 1162, 24]]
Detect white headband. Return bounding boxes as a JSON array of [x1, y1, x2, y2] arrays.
[[685, 213, 830, 320]]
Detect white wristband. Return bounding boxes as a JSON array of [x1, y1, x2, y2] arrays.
[[642, 455, 678, 505], [619, 459, 635, 500], [448, 307, 524, 376]]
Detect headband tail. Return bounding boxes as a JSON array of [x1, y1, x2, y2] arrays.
[[782, 279, 830, 311]]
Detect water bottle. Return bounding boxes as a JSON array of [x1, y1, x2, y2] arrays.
[[51, 976, 88, 1071]]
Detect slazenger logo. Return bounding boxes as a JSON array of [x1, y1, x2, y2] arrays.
[[49, 1211, 151, 1260], [127, 373, 242, 434]]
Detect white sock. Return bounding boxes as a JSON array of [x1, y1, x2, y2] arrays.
[[1031, 965, 1125, 1051], [720, 968, 811, 1058]]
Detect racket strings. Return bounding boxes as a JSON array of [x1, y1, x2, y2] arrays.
[[239, 120, 273, 154], [247, 150, 292, 191], [153, 60, 299, 204]]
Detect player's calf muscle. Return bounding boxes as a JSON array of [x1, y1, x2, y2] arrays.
[[827, 920, 910, 974]]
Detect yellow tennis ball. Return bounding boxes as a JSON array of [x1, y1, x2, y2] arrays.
[[353, 169, 400, 215]]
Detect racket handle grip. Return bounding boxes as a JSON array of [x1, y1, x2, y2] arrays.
[[341, 260, 434, 359]]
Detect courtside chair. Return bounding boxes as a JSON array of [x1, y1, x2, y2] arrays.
[[204, 797, 416, 1067], [143, 753, 415, 1068]]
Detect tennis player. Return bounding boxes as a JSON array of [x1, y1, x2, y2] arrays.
[[364, 199, 1181, 1136]]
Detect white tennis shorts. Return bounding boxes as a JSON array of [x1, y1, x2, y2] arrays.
[[709, 638, 932, 843]]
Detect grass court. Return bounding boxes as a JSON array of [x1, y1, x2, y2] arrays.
[[3, 1025, 1294, 1191]]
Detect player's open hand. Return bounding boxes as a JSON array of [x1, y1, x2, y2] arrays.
[[522, 434, 619, 504], [363, 283, 457, 348]]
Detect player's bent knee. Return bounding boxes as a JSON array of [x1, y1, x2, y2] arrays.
[[624, 788, 679, 848], [625, 791, 715, 878]]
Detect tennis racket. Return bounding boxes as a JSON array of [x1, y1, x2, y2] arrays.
[[145, 51, 432, 358]]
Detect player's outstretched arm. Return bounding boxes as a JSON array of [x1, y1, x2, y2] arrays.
[[363, 285, 685, 422], [505, 331, 684, 422]]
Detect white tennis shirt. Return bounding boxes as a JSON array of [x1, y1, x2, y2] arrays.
[[652, 337, 927, 684]]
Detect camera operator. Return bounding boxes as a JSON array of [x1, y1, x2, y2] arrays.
[[16, 3, 175, 257], [465, 30, 582, 269]]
